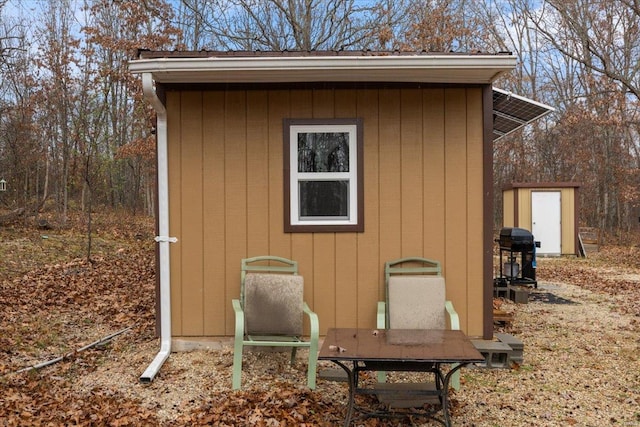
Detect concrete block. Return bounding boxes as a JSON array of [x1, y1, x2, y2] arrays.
[[495, 333, 524, 350], [509, 286, 529, 304], [471, 339, 512, 369], [493, 278, 509, 298], [495, 333, 524, 364], [494, 287, 509, 298]]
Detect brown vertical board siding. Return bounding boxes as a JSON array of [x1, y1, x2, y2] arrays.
[[513, 188, 519, 227], [312, 230, 336, 332], [503, 189, 515, 227], [444, 88, 469, 333], [378, 89, 402, 272], [246, 90, 270, 257], [335, 236, 358, 327], [267, 90, 292, 258], [167, 85, 491, 339], [293, 225, 316, 331], [465, 88, 485, 336], [356, 89, 381, 328], [223, 90, 248, 336], [519, 189, 532, 228], [400, 89, 424, 255], [334, 89, 359, 328], [482, 85, 494, 340], [180, 91, 205, 336], [560, 188, 572, 254], [311, 88, 337, 331], [572, 187, 580, 255], [167, 92, 183, 335], [288, 90, 315, 314], [422, 89, 446, 261], [202, 91, 226, 335]]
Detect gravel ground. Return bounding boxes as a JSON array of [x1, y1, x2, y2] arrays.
[[73, 280, 640, 426]]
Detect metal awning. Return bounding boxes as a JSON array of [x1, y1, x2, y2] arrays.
[[493, 88, 554, 141]]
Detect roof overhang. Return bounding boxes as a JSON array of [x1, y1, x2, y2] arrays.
[[129, 52, 552, 139], [128, 52, 517, 85]]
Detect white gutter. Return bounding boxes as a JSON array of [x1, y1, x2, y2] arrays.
[[139, 72, 176, 383], [128, 54, 517, 84], [128, 54, 517, 72]]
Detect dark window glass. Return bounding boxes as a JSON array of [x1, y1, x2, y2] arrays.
[[297, 132, 349, 172], [299, 181, 349, 217]]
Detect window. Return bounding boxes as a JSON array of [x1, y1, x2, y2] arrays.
[[284, 118, 363, 232]]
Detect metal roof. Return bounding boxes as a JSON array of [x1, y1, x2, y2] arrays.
[[492, 88, 554, 141]]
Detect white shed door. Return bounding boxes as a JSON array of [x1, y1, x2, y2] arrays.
[[531, 191, 561, 255]]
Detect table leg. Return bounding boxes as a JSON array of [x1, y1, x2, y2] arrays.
[[331, 360, 356, 427], [434, 364, 445, 403], [440, 362, 469, 427], [328, 360, 470, 427]]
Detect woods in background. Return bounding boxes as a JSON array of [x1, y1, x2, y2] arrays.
[[0, 0, 638, 240]]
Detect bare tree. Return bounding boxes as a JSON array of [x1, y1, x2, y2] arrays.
[[393, 0, 498, 52], [534, 1, 640, 101], [532, 1, 640, 234], [177, 0, 399, 50], [2, 0, 638, 239], [479, 0, 640, 235], [174, 0, 209, 49], [0, 6, 49, 225], [34, 0, 81, 225]]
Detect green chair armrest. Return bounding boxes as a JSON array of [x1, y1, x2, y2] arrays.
[[445, 300, 460, 330], [232, 299, 245, 339], [303, 302, 319, 390], [303, 302, 319, 341], [377, 301, 386, 329], [376, 301, 387, 383], [232, 298, 245, 390], [445, 300, 461, 390]]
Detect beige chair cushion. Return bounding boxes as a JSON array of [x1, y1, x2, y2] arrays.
[[244, 273, 304, 336], [388, 275, 446, 330]]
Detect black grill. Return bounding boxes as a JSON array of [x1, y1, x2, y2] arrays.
[[495, 227, 539, 290], [498, 227, 535, 250]]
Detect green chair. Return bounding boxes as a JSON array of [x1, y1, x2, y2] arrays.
[[377, 257, 461, 390], [232, 256, 319, 390]]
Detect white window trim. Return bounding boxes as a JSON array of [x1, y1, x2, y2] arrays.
[[284, 118, 363, 233]]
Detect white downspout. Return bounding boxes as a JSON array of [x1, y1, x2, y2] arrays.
[[140, 72, 176, 383]]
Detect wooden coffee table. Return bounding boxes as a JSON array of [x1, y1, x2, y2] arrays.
[[318, 328, 484, 426]]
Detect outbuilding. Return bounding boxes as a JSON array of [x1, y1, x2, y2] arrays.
[[502, 182, 581, 256], [129, 51, 552, 382]]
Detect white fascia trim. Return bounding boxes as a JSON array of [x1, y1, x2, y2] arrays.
[[129, 55, 517, 83]]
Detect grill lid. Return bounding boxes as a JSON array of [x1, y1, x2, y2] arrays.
[[499, 227, 535, 247]]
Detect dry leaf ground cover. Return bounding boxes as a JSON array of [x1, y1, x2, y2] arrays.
[[1, 214, 639, 426]]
